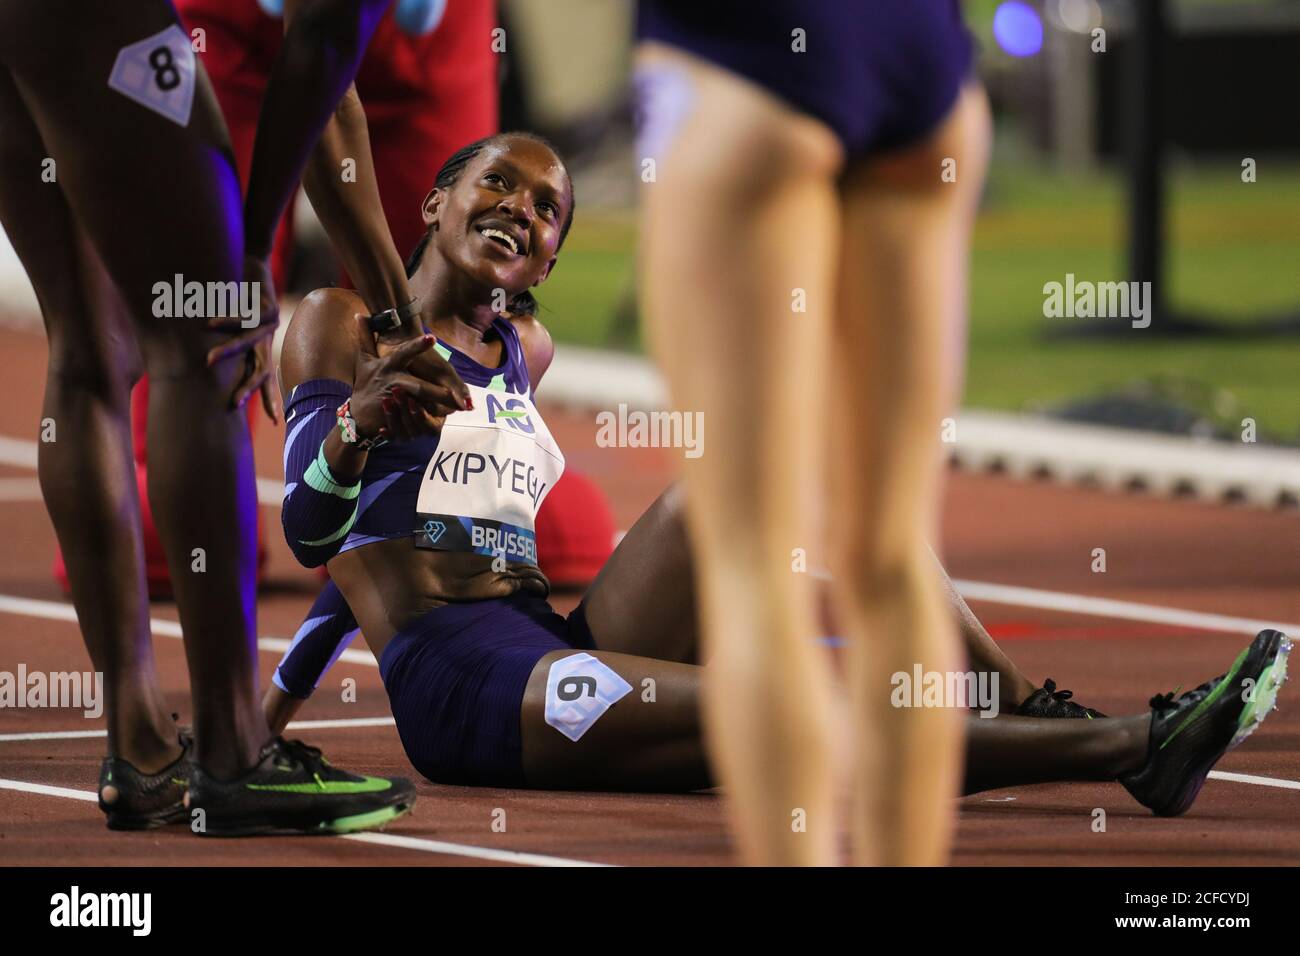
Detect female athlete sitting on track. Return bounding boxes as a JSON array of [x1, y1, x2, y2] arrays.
[[276, 131, 1290, 815]]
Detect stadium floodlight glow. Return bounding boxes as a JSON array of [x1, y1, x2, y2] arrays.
[[993, 1, 1044, 57]]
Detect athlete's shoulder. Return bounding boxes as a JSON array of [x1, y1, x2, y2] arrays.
[[507, 312, 555, 388], [279, 287, 368, 392]]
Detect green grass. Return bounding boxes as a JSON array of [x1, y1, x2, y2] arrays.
[[538, 160, 1300, 437]]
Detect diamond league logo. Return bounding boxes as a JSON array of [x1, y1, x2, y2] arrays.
[[423, 519, 446, 544]]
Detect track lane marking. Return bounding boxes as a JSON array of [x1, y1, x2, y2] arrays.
[[0, 777, 610, 866], [0, 435, 282, 506], [1207, 770, 1300, 792], [950, 579, 1299, 638], [0, 593, 377, 666], [0, 715, 397, 743]]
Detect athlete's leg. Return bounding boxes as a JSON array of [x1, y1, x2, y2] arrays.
[[519, 649, 708, 791], [963, 714, 1149, 795], [1, 0, 269, 777], [518, 645, 1150, 796], [0, 69, 180, 773], [933, 548, 1037, 711], [828, 84, 992, 865], [580, 482, 1044, 714], [638, 43, 843, 864], [580, 484, 699, 665]]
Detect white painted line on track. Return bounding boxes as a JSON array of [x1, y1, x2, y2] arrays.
[[0, 435, 38, 470], [0, 729, 106, 743], [0, 435, 283, 507], [0, 477, 41, 501], [0, 777, 96, 803], [0, 593, 377, 667], [342, 831, 611, 867], [0, 777, 610, 866], [0, 715, 396, 743], [950, 579, 1300, 638], [1207, 770, 1300, 792]]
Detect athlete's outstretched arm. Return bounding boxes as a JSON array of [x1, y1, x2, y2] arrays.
[[244, 0, 393, 262], [208, 0, 393, 414], [300, 82, 413, 318]]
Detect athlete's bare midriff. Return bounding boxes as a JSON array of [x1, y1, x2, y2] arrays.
[[327, 538, 549, 658]]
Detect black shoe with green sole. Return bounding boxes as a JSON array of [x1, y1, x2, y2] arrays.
[[1122, 629, 1290, 817], [186, 738, 416, 837]]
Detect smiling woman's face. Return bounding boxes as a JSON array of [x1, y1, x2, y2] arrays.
[[423, 135, 572, 298]]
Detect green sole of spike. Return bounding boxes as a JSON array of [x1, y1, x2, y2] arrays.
[[318, 802, 413, 834], [1233, 638, 1291, 748]]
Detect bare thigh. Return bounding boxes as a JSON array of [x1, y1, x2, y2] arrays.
[[519, 648, 709, 792], [0, 0, 243, 361], [0, 69, 139, 385]]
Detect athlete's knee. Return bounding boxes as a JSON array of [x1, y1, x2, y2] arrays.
[[134, 321, 223, 379], [45, 330, 142, 397], [831, 543, 933, 607]]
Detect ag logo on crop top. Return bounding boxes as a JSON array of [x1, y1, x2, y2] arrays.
[[485, 393, 535, 434]]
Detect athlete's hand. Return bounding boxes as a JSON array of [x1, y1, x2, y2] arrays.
[[351, 314, 471, 443], [374, 309, 472, 414], [206, 256, 282, 423]]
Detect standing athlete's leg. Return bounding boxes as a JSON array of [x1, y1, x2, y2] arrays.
[[828, 84, 992, 865], [2, 0, 269, 777], [0, 69, 180, 774], [638, 43, 844, 865]]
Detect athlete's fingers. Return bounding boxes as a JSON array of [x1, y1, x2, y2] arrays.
[[205, 318, 278, 367], [380, 393, 412, 443], [386, 373, 464, 418], [393, 386, 444, 437], [258, 372, 282, 425], [390, 387, 425, 439], [379, 332, 436, 372], [233, 362, 273, 414], [228, 337, 272, 411], [406, 350, 472, 410]]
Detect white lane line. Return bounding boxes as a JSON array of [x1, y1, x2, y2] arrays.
[[0, 777, 608, 866], [286, 716, 394, 731], [0, 777, 97, 802], [950, 579, 1300, 638], [342, 832, 611, 867], [0, 593, 377, 667], [0, 730, 106, 743], [0, 477, 42, 501], [0, 435, 282, 507], [1208, 770, 1300, 793], [0, 715, 396, 743], [0, 435, 38, 469]]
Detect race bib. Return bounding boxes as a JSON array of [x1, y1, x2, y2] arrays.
[[415, 383, 564, 565], [544, 653, 633, 742], [108, 25, 197, 128]]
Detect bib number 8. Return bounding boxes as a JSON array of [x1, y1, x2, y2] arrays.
[[149, 47, 180, 91], [557, 676, 597, 702]]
